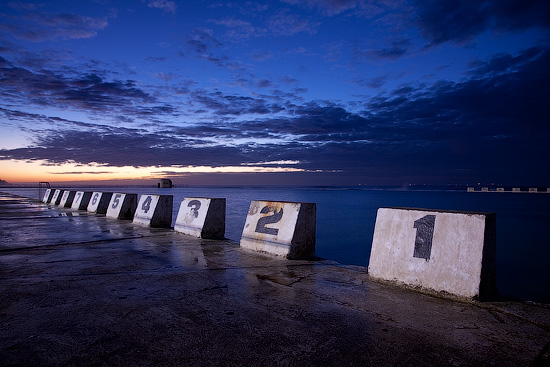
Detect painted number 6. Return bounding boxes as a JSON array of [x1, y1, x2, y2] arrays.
[[91, 193, 99, 206]]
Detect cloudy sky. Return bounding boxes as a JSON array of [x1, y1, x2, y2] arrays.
[[1, 0, 549, 186]]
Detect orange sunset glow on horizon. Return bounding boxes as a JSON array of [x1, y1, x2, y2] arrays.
[[1, 159, 311, 185]]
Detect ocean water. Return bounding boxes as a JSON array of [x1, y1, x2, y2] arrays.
[[2, 185, 549, 304]]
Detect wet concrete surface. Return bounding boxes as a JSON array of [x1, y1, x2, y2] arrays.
[[0, 192, 549, 366]]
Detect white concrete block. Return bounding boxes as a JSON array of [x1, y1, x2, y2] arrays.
[[368, 207, 496, 300], [50, 190, 63, 205], [106, 193, 138, 220], [87, 192, 113, 214], [58, 191, 75, 208], [174, 197, 225, 239], [133, 194, 173, 228], [42, 189, 53, 203], [240, 200, 316, 259], [71, 191, 93, 210]]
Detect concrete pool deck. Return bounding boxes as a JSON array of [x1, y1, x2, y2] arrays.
[[0, 192, 549, 366]]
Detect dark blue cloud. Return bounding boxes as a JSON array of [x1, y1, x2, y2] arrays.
[[372, 38, 411, 59], [0, 54, 179, 119], [414, 0, 550, 46], [3, 44, 546, 185], [1, 1, 549, 186], [189, 90, 285, 116], [1, 5, 110, 42]]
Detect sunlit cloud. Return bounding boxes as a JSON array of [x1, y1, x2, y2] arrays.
[[241, 160, 301, 166]]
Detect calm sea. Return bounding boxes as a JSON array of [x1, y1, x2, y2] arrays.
[[2, 185, 549, 304]]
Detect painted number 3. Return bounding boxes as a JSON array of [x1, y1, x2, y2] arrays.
[[141, 196, 152, 213], [187, 200, 201, 218], [255, 206, 283, 236]]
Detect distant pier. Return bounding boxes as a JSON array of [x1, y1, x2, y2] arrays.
[[467, 186, 550, 193]]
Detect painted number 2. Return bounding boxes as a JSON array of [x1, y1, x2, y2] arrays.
[[141, 196, 152, 213], [413, 215, 436, 260], [255, 206, 283, 236]]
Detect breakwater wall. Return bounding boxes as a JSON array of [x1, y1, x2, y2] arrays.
[[39, 187, 497, 301]]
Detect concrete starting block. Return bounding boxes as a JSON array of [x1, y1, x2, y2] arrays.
[[42, 189, 54, 203], [106, 193, 138, 220], [71, 191, 93, 210], [368, 207, 496, 300], [174, 197, 225, 239], [50, 190, 64, 205], [58, 190, 75, 208], [87, 192, 113, 214], [240, 200, 316, 259], [133, 194, 173, 228]]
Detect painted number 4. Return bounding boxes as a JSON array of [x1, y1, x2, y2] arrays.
[[413, 215, 436, 260], [142, 196, 152, 213]]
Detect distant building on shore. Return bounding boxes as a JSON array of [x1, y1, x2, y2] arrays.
[[158, 179, 173, 188]]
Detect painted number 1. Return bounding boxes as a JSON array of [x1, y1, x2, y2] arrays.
[[413, 215, 436, 260], [255, 206, 283, 236]]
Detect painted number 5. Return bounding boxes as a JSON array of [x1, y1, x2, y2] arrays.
[[255, 206, 283, 236], [112, 194, 121, 209]]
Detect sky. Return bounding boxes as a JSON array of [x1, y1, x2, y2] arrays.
[[1, 0, 549, 186]]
